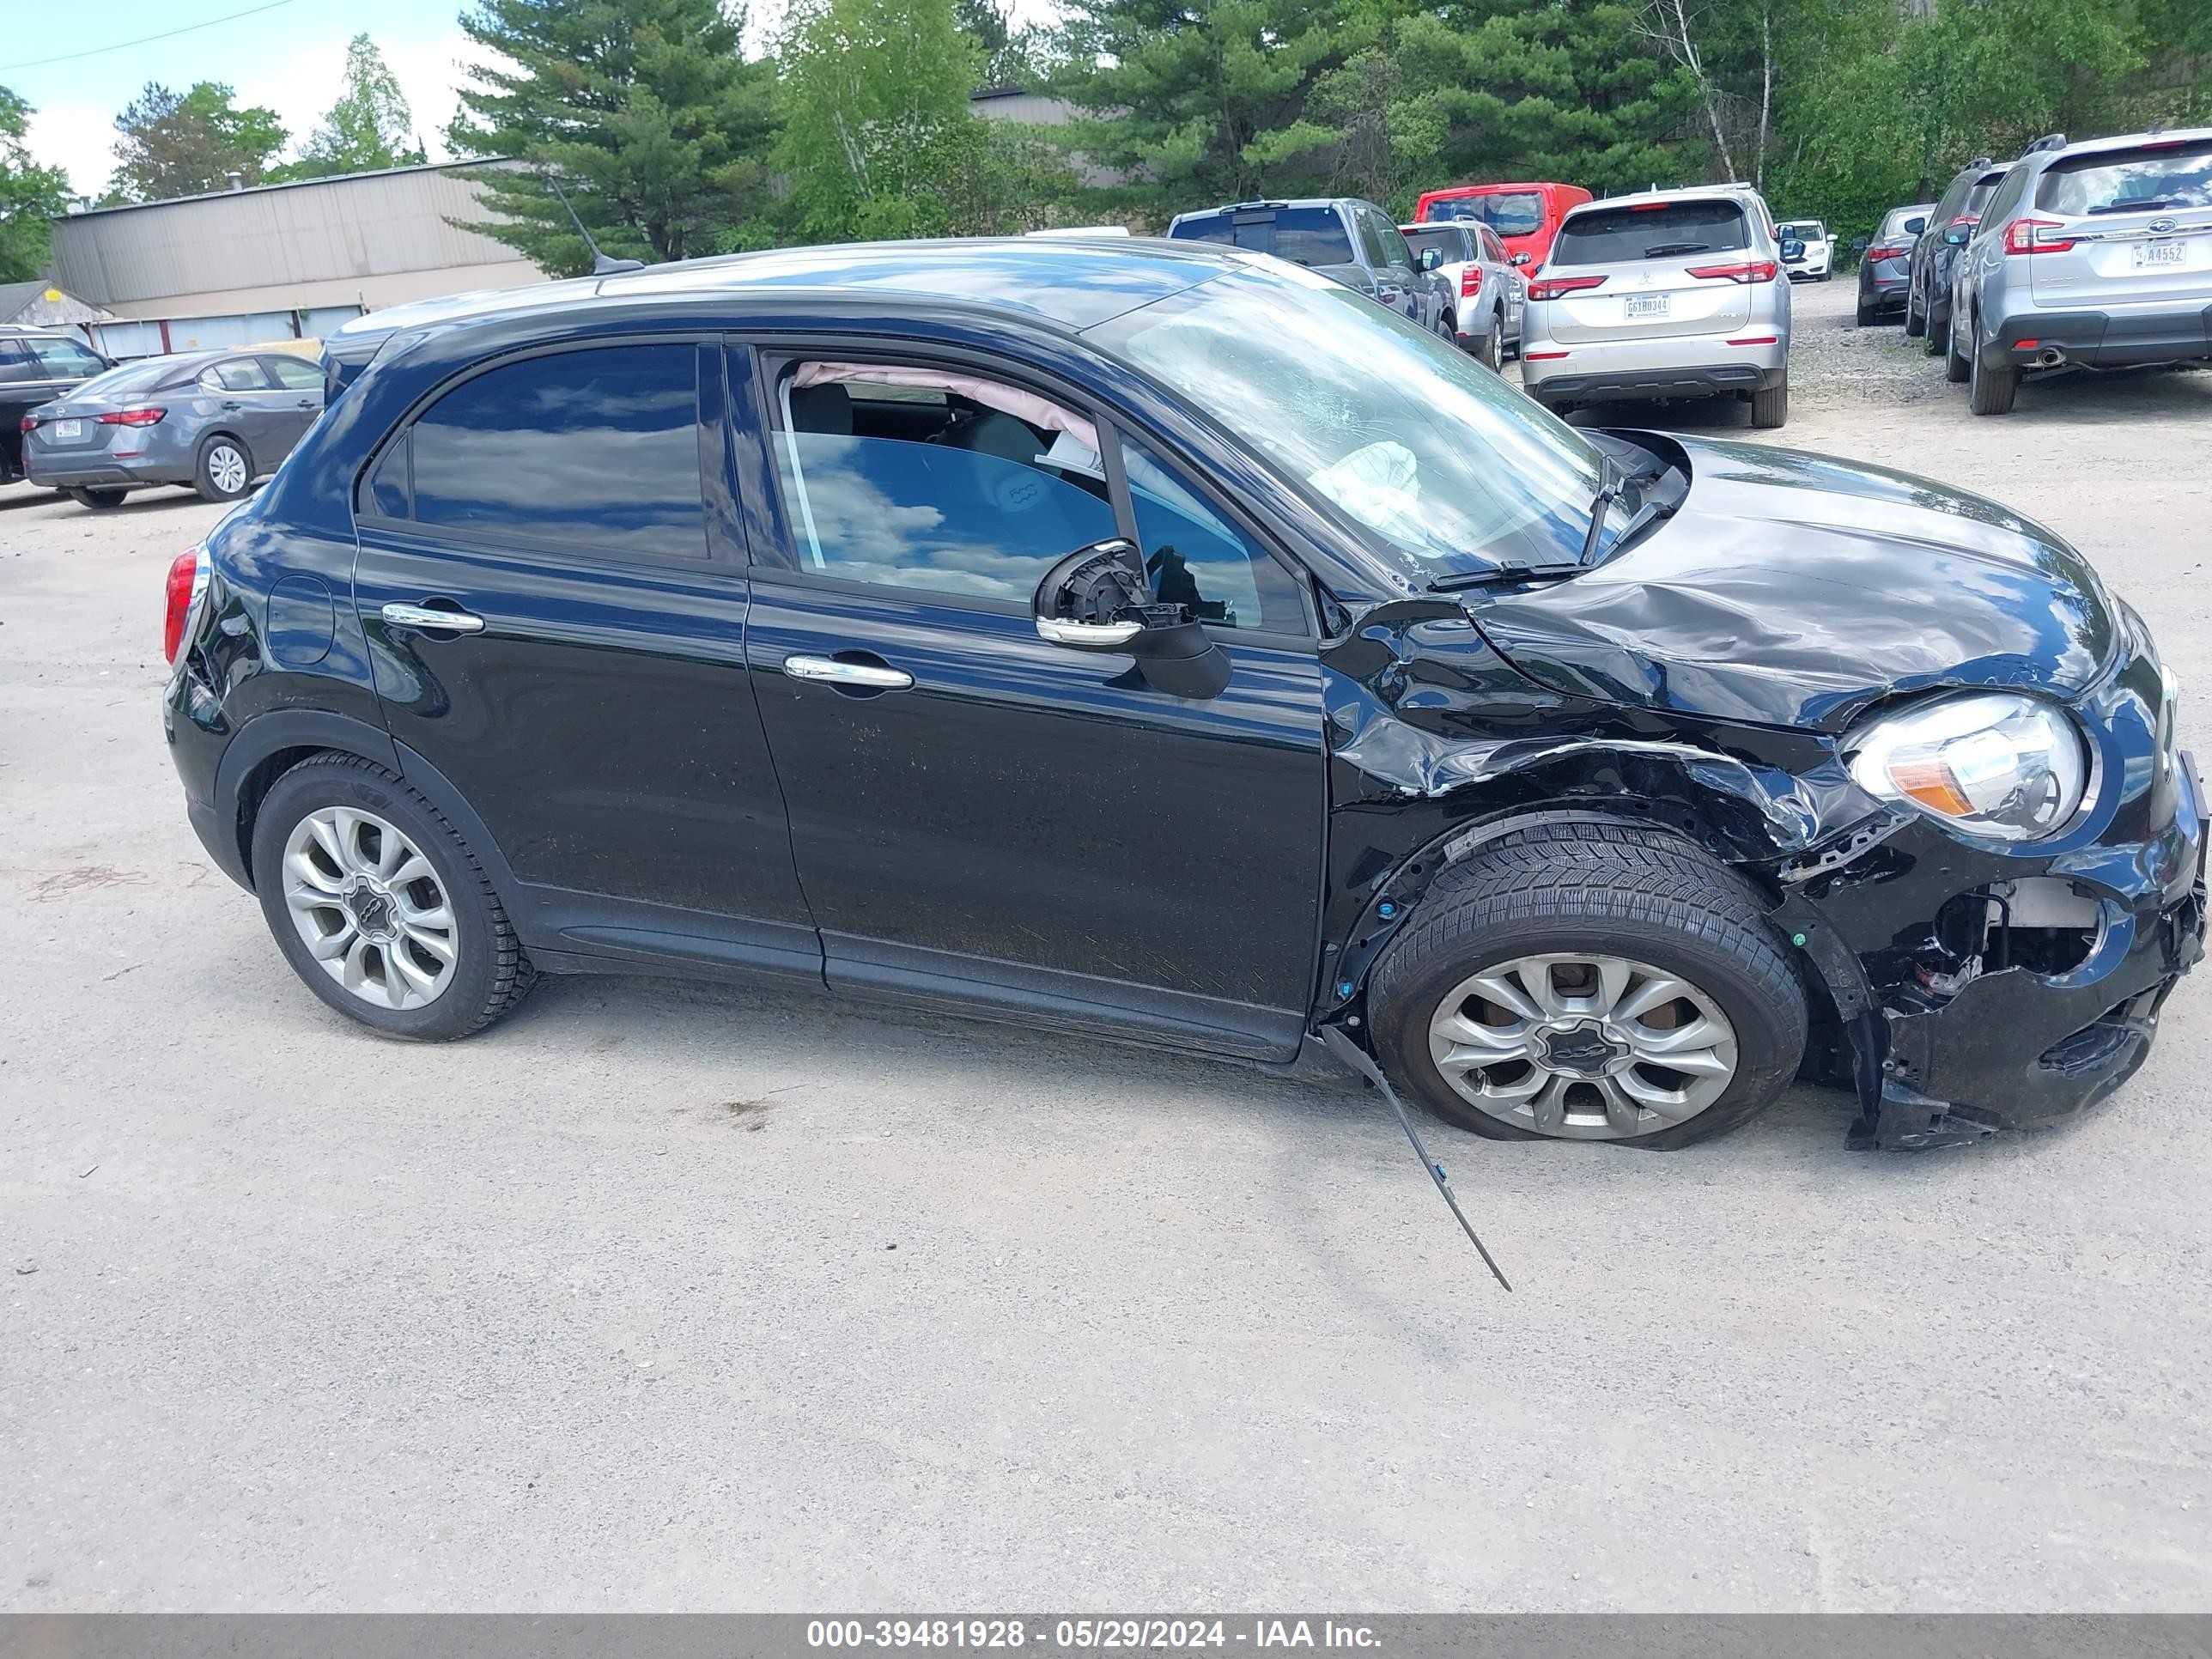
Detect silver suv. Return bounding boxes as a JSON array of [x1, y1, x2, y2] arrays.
[[1948, 127, 2212, 414], [1519, 185, 1793, 428]]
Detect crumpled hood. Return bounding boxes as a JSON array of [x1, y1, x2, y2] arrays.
[[1472, 435, 2121, 732]]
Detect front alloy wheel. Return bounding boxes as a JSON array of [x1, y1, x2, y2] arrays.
[[281, 806, 459, 1010], [1427, 953, 1739, 1139], [196, 439, 251, 501]]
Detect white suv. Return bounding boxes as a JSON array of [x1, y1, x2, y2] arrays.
[[1519, 186, 1794, 428]]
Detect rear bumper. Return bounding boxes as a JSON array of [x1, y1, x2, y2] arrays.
[[1860, 266, 1910, 303], [25, 455, 186, 489], [1523, 358, 1784, 406], [1981, 303, 2212, 370]]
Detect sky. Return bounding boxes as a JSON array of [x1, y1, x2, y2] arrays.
[[3, 0, 491, 198]]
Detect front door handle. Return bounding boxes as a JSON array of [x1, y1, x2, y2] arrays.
[[784, 653, 913, 691], [220, 400, 243, 410], [382, 601, 486, 635]]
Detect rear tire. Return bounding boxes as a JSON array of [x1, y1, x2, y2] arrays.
[[1967, 317, 2018, 415], [68, 486, 127, 510], [193, 434, 253, 502], [252, 753, 536, 1041], [1924, 301, 1950, 358], [1749, 375, 1789, 429], [1904, 283, 1926, 337], [1367, 823, 1807, 1149], [1480, 311, 1504, 369], [1945, 309, 1972, 382], [1855, 295, 1876, 326]]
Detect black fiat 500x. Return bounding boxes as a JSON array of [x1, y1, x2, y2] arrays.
[[162, 240, 2204, 1151]]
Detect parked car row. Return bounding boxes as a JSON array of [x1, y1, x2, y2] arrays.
[[1860, 125, 2212, 416], [3, 331, 326, 510]]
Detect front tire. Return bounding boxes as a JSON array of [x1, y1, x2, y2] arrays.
[[1855, 294, 1876, 326], [1480, 311, 1504, 369], [252, 754, 535, 1040], [69, 486, 128, 510], [1368, 823, 1807, 1148], [1905, 283, 1926, 337], [1945, 307, 1972, 382], [1924, 301, 1950, 358], [194, 434, 253, 502]]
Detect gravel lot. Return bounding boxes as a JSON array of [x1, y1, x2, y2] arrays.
[[4, 274, 2210, 1613]]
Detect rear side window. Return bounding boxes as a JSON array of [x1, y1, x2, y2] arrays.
[[0, 342, 43, 384], [1553, 201, 1750, 265], [403, 343, 706, 561], [2036, 140, 2212, 215], [203, 358, 274, 392], [27, 338, 105, 377], [1173, 207, 1354, 268]]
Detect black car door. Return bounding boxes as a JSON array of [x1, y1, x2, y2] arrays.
[[351, 335, 817, 978], [0, 342, 49, 478], [729, 343, 1328, 1060]]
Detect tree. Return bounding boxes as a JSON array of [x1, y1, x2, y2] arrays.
[[775, 0, 1072, 239], [1053, 0, 1355, 206], [0, 88, 73, 283], [447, 0, 780, 273], [956, 0, 1058, 88], [107, 82, 287, 203], [277, 34, 428, 179]]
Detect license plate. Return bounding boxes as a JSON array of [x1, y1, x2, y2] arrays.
[[2134, 242, 2185, 268], [1625, 294, 1670, 320], [52, 418, 82, 441]]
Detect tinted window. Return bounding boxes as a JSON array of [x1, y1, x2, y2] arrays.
[[1553, 201, 1750, 265], [1401, 227, 1464, 264], [264, 356, 324, 392], [365, 434, 410, 518], [1122, 435, 1302, 634], [1371, 214, 1417, 270], [1173, 206, 1356, 269], [204, 358, 274, 392], [772, 366, 1116, 602], [0, 343, 37, 385], [27, 338, 105, 377], [2036, 140, 2212, 215], [409, 344, 704, 560], [1425, 191, 1545, 234]]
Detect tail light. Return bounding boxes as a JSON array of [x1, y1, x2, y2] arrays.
[[2003, 218, 2075, 255], [1461, 267, 1480, 298], [1526, 273, 1605, 302], [18, 416, 33, 434], [1948, 214, 1980, 231], [100, 407, 166, 428], [1686, 258, 1778, 283], [163, 546, 210, 665], [1865, 245, 1909, 262]]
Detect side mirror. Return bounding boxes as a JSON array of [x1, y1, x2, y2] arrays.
[[1905, 216, 1928, 235], [1850, 234, 1870, 253], [1943, 224, 1972, 246], [1418, 246, 1443, 273], [1781, 238, 1805, 262], [1033, 539, 1231, 700]]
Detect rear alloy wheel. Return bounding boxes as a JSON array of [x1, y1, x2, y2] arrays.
[[194, 437, 252, 502], [252, 754, 535, 1039], [69, 486, 127, 510], [1750, 374, 1789, 428], [1368, 823, 1806, 1148], [1967, 315, 2018, 416]]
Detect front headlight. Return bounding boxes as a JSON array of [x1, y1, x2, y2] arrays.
[[1846, 692, 2089, 842]]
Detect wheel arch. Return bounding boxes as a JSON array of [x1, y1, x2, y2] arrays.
[[215, 710, 400, 886], [197, 427, 255, 477]]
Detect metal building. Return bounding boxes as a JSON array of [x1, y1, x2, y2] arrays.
[[49, 161, 545, 357]]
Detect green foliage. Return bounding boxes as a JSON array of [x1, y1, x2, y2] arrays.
[[106, 82, 289, 203], [275, 35, 428, 180], [0, 87, 73, 283], [448, 0, 780, 273], [775, 0, 1078, 239]]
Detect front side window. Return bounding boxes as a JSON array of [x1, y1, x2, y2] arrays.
[[770, 362, 1117, 603], [264, 356, 324, 392], [27, 338, 105, 377], [404, 343, 704, 560], [1121, 435, 1303, 634], [1373, 216, 1417, 272], [1090, 263, 1605, 580]]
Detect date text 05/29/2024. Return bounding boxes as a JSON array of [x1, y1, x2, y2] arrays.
[[805, 1620, 1382, 1650]]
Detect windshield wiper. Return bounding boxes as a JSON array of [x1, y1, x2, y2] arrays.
[[1643, 241, 1713, 258], [1578, 453, 1625, 564], [1428, 562, 1583, 592], [2087, 197, 2187, 215]]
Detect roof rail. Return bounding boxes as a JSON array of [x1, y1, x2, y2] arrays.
[[2023, 132, 2069, 154]]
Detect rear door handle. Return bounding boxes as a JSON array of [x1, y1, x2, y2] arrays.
[[382, 601, 486, 635], [784, 654, 913, 690], [220, 400, 242, 410]]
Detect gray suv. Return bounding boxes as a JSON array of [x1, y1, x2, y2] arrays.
[[1948, 127, 2212, 414], [1167, 198, 1456, 337]]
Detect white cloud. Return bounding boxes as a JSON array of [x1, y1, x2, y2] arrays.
[[25, 100, 120, 200]]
